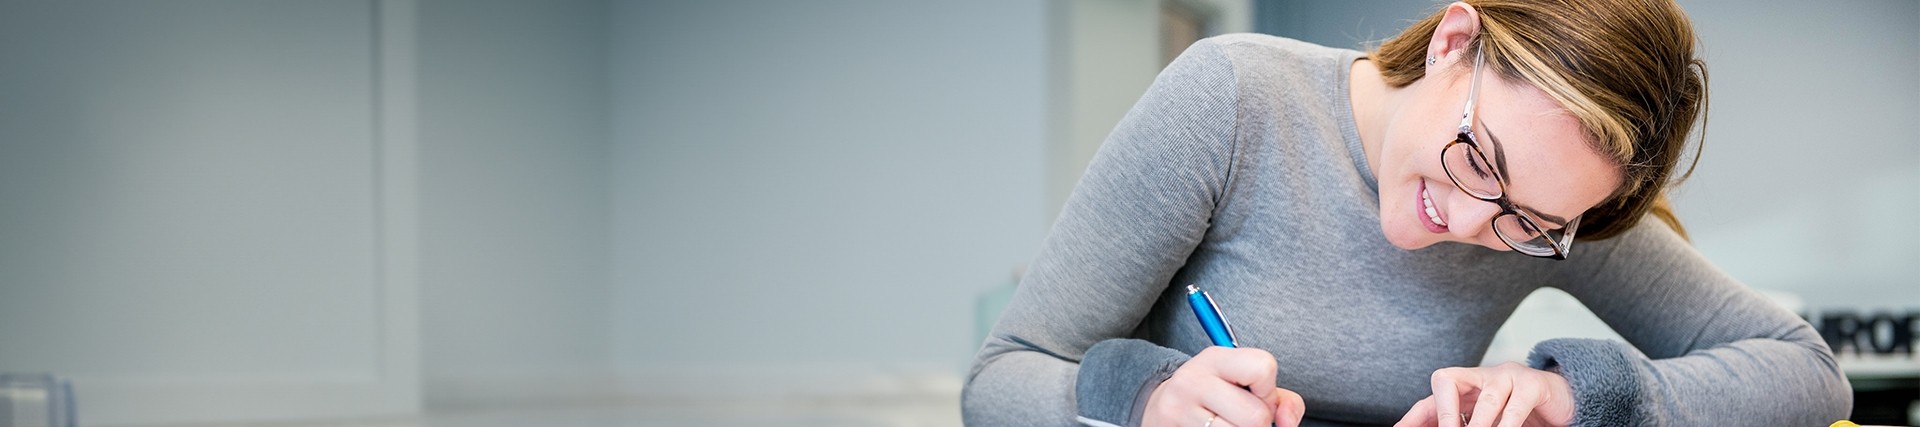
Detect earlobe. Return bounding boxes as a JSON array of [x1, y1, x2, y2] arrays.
[[1424, 2, 1482, 73]]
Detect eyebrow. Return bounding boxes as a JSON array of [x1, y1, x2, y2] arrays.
[[1480, 122, 1573, 227]]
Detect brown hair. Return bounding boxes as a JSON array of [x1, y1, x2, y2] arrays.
[[1371, 0, 1708, 241]]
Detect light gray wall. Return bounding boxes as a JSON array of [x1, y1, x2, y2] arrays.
[[415, 0, 615, 407], [0, 0, 379, 381], [607, 0, 1048, 394], [1048, 0, 1161, 224], [0, 1, 419, 424], [1675, 0, 1920, 310], [1255, 0, 1436, 49], [0, 0, 625, 422], [1048, 0, 1252, 224]]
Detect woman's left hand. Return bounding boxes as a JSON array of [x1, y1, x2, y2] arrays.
[[1393, 362, 1575, 427]]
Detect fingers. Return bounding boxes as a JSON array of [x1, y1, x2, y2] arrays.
[[1186, 407, 1236, 427], [1199, 411, 1240, 427], [1149, 375, 1266, 427], [1270, 386, 1307, 427], [1146, 347, 1284, 427], [1202, 347, 1280, 399], [1464, 373, 1510, 427], [1494, 377, 1546, 427], [1416, 363, 1558, 427], [1429, 367, 1472, 427], [1196, 376, 1274, 427], [1189, 346, 1281, 427], [1394, 396, 1436, 427]]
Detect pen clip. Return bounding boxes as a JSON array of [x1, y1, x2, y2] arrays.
[[1186, 284, 1239, 348]]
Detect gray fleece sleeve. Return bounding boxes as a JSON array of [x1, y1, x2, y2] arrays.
[[1540, 220, 1853, 426], [962, 38, 1241, 426]]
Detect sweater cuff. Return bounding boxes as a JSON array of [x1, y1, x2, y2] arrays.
[[1075, 338, 1191, 427], [1526, 338, 1650, 427]]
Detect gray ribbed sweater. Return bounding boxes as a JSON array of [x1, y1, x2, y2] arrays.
[[962, 34, 1851, 426]]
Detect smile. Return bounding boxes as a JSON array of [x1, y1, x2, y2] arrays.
[[1419, 180, 1448, 232]]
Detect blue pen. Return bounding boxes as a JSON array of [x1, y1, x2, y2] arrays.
[[1188, 285, 1280, 427], [1186, 284, 1238, 348]]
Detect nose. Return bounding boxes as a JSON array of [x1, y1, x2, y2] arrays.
[[1446, 195, 1508, 249]]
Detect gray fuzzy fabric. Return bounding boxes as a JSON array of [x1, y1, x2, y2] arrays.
[[1528, 339, 1645, 426], [1075, 339, 1188, 426]]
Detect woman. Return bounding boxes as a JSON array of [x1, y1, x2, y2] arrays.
[[962, 1, 1852, 426]]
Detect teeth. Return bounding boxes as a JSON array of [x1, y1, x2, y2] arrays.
[[1422, 187, 1448, 226]]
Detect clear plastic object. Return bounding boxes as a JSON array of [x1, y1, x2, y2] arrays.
[[0, 373, 75, 427]]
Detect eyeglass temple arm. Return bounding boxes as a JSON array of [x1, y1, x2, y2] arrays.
[[1458, 43, 1485, 133]]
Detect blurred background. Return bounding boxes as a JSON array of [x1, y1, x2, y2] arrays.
[[0, 0, 1913, 426]]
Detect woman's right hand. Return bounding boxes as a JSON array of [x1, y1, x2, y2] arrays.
[[1143, 346, 1307, 427]]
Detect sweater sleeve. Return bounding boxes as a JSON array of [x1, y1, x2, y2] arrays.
[[962, 37, 1242, 427], [1534, 219, 1853, 426]]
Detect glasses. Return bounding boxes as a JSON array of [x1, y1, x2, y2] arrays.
[[1439, 45, 1581, 260]]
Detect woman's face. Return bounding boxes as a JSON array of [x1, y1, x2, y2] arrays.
[[1374, 65, 1623, 253]]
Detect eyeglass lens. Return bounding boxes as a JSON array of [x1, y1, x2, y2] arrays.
[[1493, 215, 1556, 256], [1442, 139, 1501, 199], [1444, 139, 1560, 255]]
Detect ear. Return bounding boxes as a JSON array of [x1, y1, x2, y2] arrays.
[[1424, 2, 1481, 78]]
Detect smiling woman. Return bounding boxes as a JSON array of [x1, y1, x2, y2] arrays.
[[1367, 38, 1615, 259], [1368, 0, 1708, 245], [963, 0, 1850, 426]]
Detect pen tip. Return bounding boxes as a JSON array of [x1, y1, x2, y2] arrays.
[[1186, 284, 1200, 294]]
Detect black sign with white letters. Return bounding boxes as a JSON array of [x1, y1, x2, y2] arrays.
[[1806, 310, 1917, 356]]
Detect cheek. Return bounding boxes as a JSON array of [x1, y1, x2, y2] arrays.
[[1384, 129, 1449, 183], [1381, 106, 1458, 180], [1375, 123, 1442, 225], [1382, 90, 1451, 175]]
